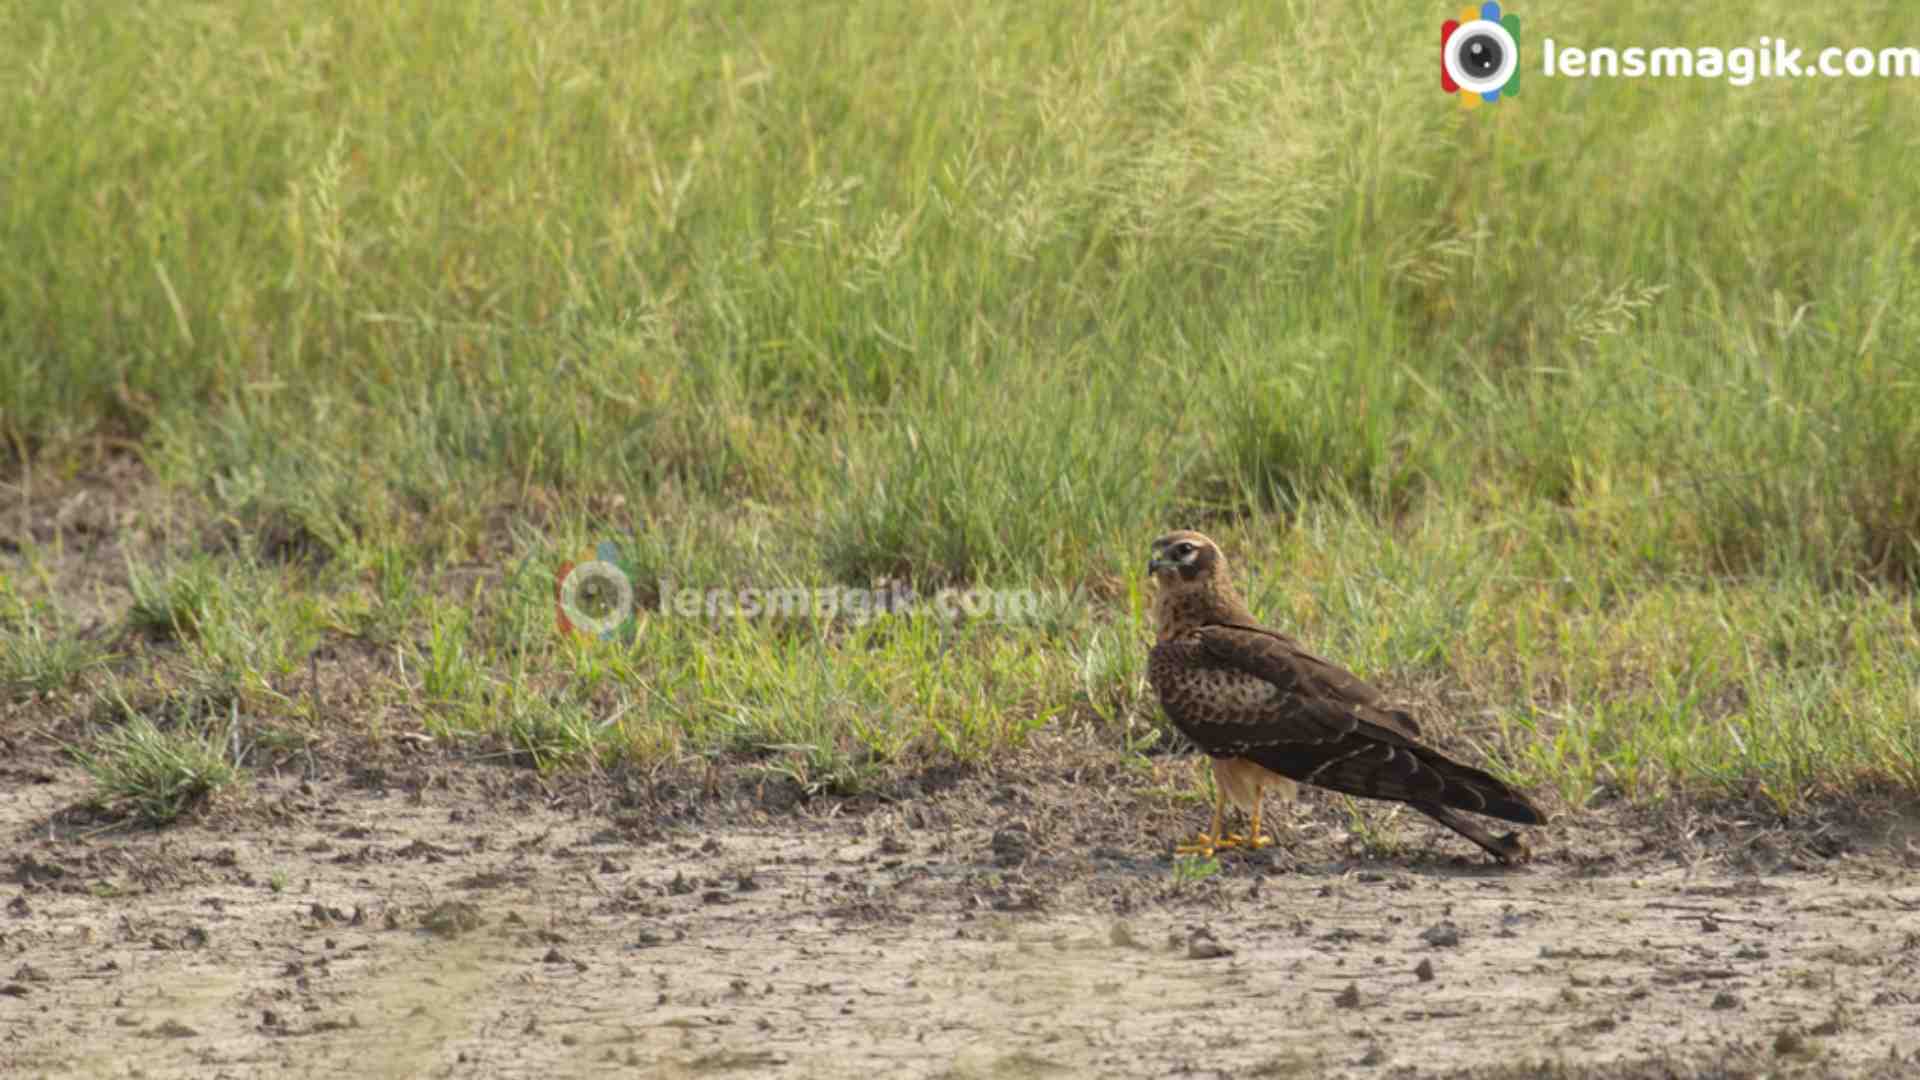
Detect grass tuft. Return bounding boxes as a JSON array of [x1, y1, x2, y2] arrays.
[[0, 599, 112, 696], [77, 713, 241, 826], [127, 559, 224, 642]]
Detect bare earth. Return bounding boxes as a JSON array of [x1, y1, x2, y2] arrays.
[[4, 752, 1919, 1080]]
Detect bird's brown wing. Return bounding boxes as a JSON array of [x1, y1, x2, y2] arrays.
[[1150, 623, 1541, 828], [1209, 621, 1424, 740]]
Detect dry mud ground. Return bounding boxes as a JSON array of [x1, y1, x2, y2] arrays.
[[3, 754, 1920, 1080]]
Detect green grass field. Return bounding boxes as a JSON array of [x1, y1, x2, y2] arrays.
[[3, 0, 1916, 821]]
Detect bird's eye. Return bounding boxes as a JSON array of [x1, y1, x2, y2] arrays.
[[1174, 543, 1195, 557]]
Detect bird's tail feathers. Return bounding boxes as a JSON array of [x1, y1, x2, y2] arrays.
[[1423, 756, 1543, 826], [1412, 801, 1532, 865], [1244, 742, 1543, 832]]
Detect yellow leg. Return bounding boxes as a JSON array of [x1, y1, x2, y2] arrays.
[[1221, 781, 1274, 850], [1176, 780, 1239, 857], [1245, 783, 1273, 849]]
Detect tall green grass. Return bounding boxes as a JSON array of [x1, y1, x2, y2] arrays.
[[3, 0, 1917, 812]]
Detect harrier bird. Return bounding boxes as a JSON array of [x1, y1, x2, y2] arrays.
[[1146, 530, 1541, 864]]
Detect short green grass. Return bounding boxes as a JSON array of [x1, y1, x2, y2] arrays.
[[1, 595, 111, 694], [3, 0, 1918, 820], [75, 710, 240, 826]]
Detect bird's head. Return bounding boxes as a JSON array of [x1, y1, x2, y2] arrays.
[[1147, 530, 1251, 638], [1146, 530, 1222, 585]]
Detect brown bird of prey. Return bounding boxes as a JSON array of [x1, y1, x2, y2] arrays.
[[1146, 530, 1541, 864]]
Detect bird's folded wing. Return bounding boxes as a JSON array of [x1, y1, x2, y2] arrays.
[[1153, 627, 1447, 803], [1196, 623, 1423, 744]]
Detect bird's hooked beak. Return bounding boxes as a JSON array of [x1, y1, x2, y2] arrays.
[[1146, 552, 1176, 577]]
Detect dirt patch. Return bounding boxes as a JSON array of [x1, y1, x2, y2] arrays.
[[3, 753, 1918, 1079], [1, 451, 176, 632]]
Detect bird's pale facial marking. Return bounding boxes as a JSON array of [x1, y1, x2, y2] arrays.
[[1148, 533, 1214, 582]]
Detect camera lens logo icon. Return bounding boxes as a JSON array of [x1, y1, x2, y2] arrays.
[[1442, 3, 1520, 107], [555, 541, 637, 642]]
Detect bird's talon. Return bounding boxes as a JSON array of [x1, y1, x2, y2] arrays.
[[1176, 834, 1236, 857]]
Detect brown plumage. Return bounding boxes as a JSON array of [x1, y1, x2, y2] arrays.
[[1146, 530, 1541, 864]]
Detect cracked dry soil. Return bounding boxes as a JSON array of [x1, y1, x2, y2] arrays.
[[3, 759, 1919, 1080]]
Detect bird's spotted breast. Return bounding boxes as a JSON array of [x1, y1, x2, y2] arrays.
[[1149, 638, 1281, 739]]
